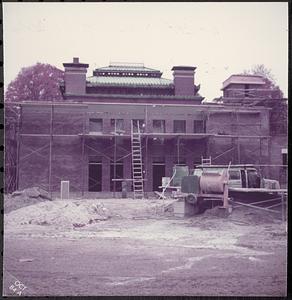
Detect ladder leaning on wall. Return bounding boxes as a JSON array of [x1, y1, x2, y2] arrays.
[[131, 120, 144, 199]]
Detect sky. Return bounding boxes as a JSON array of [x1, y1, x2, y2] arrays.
[[3, 2, 288, 101]]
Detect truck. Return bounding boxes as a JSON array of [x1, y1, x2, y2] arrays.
[[192, 164, 281, 201], [179, 164, 283, 214]]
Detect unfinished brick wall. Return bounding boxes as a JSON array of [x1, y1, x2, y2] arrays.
[[18, 104, 86, 193], [51, 136, 83, 192], [18, 135, 50, 190], [16, 101, 278, 193], [207, 110, 264, 136]]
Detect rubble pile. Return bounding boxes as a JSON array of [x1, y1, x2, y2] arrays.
[[5, 200, 111, 228], [137, 200, 176, 218], [4, 187, 52, 213]]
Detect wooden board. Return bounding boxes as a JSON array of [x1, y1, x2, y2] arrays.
[[229, 187, 287, 193]]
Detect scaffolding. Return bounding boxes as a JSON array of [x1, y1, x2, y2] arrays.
[[5, 101, 288, 196]]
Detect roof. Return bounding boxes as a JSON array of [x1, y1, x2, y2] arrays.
[[63, 62, 89, 68], [222, 74, 266, 90], [96, 65, 161, 73], [172, 66, 196, 71], [93, 63, 162, 76], [86, 76, 173, 88]]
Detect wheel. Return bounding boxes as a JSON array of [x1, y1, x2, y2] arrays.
[[185, 193, 197, 204]]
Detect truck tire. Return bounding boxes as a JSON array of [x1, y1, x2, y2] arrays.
[[185, 193, 197, 204]]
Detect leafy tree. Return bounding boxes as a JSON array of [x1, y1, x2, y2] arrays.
[[243, 64, 283, 98], [5, 63, 64, 102], [243, 64, 287, 135], [4, 63, 64, 192]]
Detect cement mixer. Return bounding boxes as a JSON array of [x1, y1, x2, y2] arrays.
[[200, 169, 228, 194], [181, 167, 229, 214], [193, 164, 282, 202]]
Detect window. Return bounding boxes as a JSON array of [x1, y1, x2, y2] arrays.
[[244, 84, 250, 97], [282, 148, 287, 168], [153, 120, 165, 133], [247, 169, 261, 188], [201, 167, 224, 174], [132, 119, 145, 133], [282, 153, 287, 166], [193, 120, 206, 133], [111, 119, 124, 132], [173, 120, 186, 133], [89, 118, 103, 133], [228, 170, 241, 180]]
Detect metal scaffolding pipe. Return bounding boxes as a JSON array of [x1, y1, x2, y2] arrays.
[[48, 104, 53, 198]]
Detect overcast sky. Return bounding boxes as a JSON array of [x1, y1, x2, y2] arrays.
[[3, 2, 288, 101]]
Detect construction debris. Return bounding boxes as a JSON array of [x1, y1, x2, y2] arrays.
[[4, 187, 52, 213], [5, 200, 111, 228], [203, 206, 231, 218]]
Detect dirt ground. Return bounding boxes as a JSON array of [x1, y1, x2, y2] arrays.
[[3, 197, 287, 296]]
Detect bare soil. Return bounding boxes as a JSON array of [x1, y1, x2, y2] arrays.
[[3, 198, 287, 296]]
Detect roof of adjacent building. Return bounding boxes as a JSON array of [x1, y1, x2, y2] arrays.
[[222, 74, 266, 90], [86, 76, 174, 88]]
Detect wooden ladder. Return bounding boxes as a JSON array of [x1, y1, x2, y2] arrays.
[[131, 120, 144, 199]]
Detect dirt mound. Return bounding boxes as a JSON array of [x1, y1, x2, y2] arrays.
[[97, 198, 177, 219], [5, 200, 111, 228], [230, 206, 281, 225], [4, 187, 52, 213], [203, 206, 231, 218], [203, 205, 280, 225], [143, 201, 175, 217]]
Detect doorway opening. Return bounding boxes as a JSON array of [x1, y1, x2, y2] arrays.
[[152, 163, 165, 191], [88, 162, 102, 192]]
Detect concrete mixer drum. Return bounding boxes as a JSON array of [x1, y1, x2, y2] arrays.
[[200, 170, 228, 194]]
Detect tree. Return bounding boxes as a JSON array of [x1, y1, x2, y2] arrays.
[[5, 63, 64, 102], [243, 64, 287, 135], [4, 63, 64, 193], [243, 64, 283, 98]]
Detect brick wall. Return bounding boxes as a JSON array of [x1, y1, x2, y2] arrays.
[[18, 104, 86, 193], [268, 135, 288, 186], [207, 111, 264, 136], [16, 102, 275, 193]]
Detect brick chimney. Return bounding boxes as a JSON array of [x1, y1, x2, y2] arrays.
[[63, 57, 89, 95], [171, 66, 196, 96]]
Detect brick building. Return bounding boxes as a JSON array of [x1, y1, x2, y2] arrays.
[[7, 58, 287, 196]]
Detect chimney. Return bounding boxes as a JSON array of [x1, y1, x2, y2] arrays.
[[171, 66, 196, 96], [63, 57, 89, 95]]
